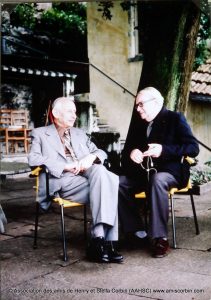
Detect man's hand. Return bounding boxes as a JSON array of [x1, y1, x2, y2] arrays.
[[64, 162, 81, 175], [143, 143, 162, 158], [130, 149, 144, 164], [78, 154, 97, 171], [64, 154, 97, 174]]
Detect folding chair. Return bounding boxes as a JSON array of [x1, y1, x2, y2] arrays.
[[30, 166, 87, 262], [135, 157, 200, 249]]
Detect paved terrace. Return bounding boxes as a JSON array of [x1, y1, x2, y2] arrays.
[[0, 176, 211, 300]]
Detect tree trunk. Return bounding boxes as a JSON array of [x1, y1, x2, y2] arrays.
[[176, 3, 201, 113], [137, 0, 200, 114]]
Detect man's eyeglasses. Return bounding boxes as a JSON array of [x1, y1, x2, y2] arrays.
[[135, 98, 156, 110]]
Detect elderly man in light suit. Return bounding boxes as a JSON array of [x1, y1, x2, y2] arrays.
[[28, 96, 123, 263]]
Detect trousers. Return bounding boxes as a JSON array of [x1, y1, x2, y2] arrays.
[[58, 164, 119, 241], [118, 172, 178, 238]]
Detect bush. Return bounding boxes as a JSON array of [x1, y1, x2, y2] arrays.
[[190, 160, 211, 185]]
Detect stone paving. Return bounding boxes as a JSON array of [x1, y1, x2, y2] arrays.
[[0, 177, 211, 300]]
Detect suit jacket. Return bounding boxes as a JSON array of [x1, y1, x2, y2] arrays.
[[28, 124, 107, 207], [121, 107, 199, 188]]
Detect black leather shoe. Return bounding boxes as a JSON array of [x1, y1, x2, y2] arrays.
[[86, 237, 109, 263], [152, 238, 170, 258], [106, 241, 124, 263]]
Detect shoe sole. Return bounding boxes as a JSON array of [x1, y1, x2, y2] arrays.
[[153, 249, 170, 258], [87, 258, 110, 263], [86, 255, 110, 263], [109, 258, 124, 263], [153, 253, 168, 258]]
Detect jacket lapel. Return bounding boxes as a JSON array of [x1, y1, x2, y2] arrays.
[[149, 107, 168, 142], [70, 127, 81, 157], [45, 124, 66, 158]]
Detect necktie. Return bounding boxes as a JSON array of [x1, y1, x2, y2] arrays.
[[63, 130, 78, 161], [146, 121, 153, 138]]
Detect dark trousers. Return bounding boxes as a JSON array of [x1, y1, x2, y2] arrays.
[[118, 172, 178, 239]]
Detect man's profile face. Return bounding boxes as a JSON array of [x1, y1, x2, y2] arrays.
[[56, 100, 77, 128], [135, 93, 156, 122]]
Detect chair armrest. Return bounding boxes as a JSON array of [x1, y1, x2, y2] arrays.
[[184, 156, 197, 166], [29, 165, 51, 203], [29, 165, 49, 177], [30, 166, 43, 177]]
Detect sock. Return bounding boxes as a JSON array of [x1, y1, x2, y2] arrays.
[[135, 230, 147, 239], [91, 223, 104, 238]]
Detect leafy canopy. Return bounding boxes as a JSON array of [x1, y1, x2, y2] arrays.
[[10, 2, 87, 38]]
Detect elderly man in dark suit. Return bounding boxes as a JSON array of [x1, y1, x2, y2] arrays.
[[119, 87, 199, 258], [28, 96, 123, 263]]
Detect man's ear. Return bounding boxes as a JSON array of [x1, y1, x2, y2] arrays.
[[52, 107, 59, 118]]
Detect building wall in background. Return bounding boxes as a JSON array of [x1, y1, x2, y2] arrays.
[[87, 2, 143, 140], [187, 102, 211, 163]]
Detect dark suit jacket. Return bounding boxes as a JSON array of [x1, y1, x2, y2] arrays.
[[121, 106, 199, 188]]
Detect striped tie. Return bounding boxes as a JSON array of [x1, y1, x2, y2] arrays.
[[63, 130, 78, 161]]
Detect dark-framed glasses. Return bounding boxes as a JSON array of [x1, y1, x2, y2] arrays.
[[135, 98, 156, 110]]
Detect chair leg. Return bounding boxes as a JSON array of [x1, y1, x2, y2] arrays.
[[60, 204, 68, 262], [170, 195, 177, 249], [189, 192, 200, 235], [5, 133, 9, 155], [33, 202, 39, 249], [83, 205, 87, 241]]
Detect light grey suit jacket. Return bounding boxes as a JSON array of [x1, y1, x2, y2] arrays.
[[28, 124, 107, 209]]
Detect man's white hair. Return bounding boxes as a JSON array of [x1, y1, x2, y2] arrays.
[[137, 87, 164, 105], [52, 96, 75, 111]]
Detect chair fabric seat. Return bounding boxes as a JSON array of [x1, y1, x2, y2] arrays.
[[135, 191, 146, 198], [135, 179, 192, 198]]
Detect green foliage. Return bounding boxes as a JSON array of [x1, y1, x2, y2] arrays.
[[205, 159, 211, 167], [190, 160, 211, 185], [97, 1, 134, 20], [194, 40, 210, 69], [10, 3, 37, 29], [193, 1, 211, 69], [97, 1, 114, 20], [40, 7, 86, 38], [10, 2, 87, 38], [190, 168, 211, 185]]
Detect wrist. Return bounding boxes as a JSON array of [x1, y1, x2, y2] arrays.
[[90, 154, 97, 162]]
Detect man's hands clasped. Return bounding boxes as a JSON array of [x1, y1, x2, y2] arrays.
[[130, 143, 162, 164], [64, 154, 97, 175]]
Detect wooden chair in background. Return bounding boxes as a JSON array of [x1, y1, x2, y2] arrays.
[[0, 109, 12, 147], [0, 109, 31, 154], [0, 109, 12, 127]]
